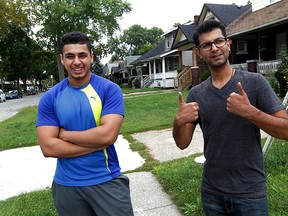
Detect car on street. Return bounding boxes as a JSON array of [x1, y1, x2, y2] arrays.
[[6, 90, 23, 99], [0, 89, 6, 102], [27, 86, 39, 95]]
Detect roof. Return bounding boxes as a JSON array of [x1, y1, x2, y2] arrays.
[[198, 3, 251, 26], [226, 0, 288, 36], [172, 3, 250, 50], [172, 23, 198, 49], [131, 42, 165, 65], [110, 61, 125, 73], [125, 55, 141, 67]]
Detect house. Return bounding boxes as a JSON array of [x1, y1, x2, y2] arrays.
[[128, 1, 287, 89], [125, 55, 141, 79], [130, 3, 250, 89], [226, 0, 288, 74], [104, 60, 125, 85], [130, 27, 181, 88], [172, 3, 251, 89]]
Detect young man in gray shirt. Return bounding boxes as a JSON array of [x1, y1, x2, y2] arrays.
[[173, 20, 288, 215]]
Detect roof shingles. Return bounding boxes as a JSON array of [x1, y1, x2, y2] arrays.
[[227, 0, 288, 36]]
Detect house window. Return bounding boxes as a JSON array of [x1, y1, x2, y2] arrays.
[[236, 40, 248, 55], [167, 41, 170, 48]]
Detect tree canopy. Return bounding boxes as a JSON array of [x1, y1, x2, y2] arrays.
[[31, 0, 132, 80], [0, 0, 30, 37], [107, 24, 164, 61], [0, 1, 166, 87], [0, 0, 31, 90]]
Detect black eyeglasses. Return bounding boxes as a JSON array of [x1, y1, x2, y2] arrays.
[[197, 37, 227, 51]]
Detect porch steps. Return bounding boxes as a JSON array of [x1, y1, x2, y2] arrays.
[[174, 66, 193, 90], [141, 76, 154, 88]]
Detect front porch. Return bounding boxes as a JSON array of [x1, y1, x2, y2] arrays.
[[133, 59, 282, 89]]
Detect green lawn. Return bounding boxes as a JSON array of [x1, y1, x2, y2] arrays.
[[0, 88, 287, 216]]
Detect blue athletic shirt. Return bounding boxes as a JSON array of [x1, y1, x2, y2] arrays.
[[36, 73, 124, 186]]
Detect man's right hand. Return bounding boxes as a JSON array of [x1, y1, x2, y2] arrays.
[[174, 92, 199, 127]]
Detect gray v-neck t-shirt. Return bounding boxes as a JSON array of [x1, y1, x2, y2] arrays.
[[187, 70, 283, 197]]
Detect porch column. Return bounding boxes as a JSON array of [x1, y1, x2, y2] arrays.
[[162, 57, 166, 88], [179, 51, 183, 69], [153, 60, 156, 78], [149, 61, 152, 79]]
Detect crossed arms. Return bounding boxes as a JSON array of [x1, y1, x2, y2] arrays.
[[37, 114, 123, 158]]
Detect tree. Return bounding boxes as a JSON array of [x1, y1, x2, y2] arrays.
[[0, 0, 31, 89], [31, 0, 132, 81], [107, 24, 164, 60], [1, 25, 41, 92], [31, 49, 57, 92], [0, 0, 30, 38]]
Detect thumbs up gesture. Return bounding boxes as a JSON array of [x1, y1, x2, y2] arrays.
[[227, 82, 252, 117], [174, 92, 199, 126]]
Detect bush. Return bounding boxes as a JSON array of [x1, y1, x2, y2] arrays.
[[265, 71, 280, 95], [133, 78, 141, 88], [200, 69, 211, 82], [275, 52, 288, 97], [128, 78, 133, 88]]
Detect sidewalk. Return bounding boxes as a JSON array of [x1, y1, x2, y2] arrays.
[[0, 126, 204, 215], [128, 126, 204, 215]]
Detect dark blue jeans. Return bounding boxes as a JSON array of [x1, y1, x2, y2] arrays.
[[202, 191, 269, 216]]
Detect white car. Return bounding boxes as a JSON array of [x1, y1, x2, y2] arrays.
[[0, 89, 6, 102]]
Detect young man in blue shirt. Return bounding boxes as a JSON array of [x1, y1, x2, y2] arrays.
[[37, 31, 133, 216]]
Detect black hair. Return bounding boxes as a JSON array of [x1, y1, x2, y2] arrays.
[[60, 31, 92, 54], [193, 20, 227, 47]]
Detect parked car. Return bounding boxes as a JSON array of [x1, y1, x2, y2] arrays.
[[27, 86, 39, 95], [0, 89, 6, 102], [6, 90, 23, 99]]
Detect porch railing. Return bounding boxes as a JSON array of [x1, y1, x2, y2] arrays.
[[174, 66, 193, 90], [257, 60, 281, 74], [231, 63, 248, 71], [231, 59, 282, 74], [141, 75, 151, 88]]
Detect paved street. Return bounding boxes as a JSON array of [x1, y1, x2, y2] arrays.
[[0, 93, 42, 122]]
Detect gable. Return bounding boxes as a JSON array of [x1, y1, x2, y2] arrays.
[[198, 3, 250, 26], [174, 29, 188, 46], [172, 23, 198, 49]]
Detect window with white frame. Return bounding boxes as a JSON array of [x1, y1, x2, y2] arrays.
[[236, 40, 248, 54]]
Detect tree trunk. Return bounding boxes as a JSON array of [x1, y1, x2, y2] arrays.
[[0, 71, 4, 90], [57, 56, 65, 81]]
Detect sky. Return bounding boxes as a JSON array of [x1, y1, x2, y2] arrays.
[[101, 0, 249, 64]]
